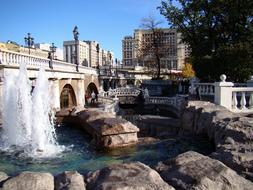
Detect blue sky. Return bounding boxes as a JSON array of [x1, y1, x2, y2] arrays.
[[0, 0, 169, 60]]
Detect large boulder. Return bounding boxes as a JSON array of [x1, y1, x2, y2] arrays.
[[0, 172, 8, 183], [156, 151, 253, 190], [86, 162, 174, 190], [180, 101, 253, 180], [2, 172, 54, 190], [77, 109, 113, 123], [55, 171, 85, 190], [78, 109, 139, 149]]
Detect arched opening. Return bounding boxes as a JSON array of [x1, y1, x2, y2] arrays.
[[60, 84, 77, 109], [85, 83, 98, 104]]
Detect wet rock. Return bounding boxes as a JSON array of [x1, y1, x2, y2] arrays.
[[86, 162, 174, 190], [55, 171, 85, 190], [2, 172, 54, 190], [156, 151, 253, 190]]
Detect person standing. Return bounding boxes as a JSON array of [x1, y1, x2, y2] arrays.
[[91, 91, 96, 105]]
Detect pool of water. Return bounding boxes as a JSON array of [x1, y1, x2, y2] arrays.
[[0, 124, 214, 176]]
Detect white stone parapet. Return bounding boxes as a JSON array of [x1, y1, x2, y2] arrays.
[[99, 87, 141, 98], [213, 75, 253, 113], [231, 88, 253, 112], [0, 49, 98, 75], [190, 82, 215, 96]]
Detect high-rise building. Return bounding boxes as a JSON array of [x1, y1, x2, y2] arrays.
[[122, 36, 135, 66], [122, 28, 190, 70]]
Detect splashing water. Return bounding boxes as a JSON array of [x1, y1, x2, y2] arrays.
[[1, 63, 64, 158]]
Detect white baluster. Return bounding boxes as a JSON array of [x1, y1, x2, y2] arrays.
[[232, 92, 238, 110], [0, 51, 2, 64], [240, 92, 246, 110], [13, 55, 17, 64], [204, 85, 208, 94], [9, 53, 12, 64], [1, 52, 5, 64], [249, 92, 253, 109]]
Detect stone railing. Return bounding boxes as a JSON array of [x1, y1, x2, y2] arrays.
[[144, 95, 186, 108], [231, 88, 253, 112], [190, 83, 215, 96], [0, 49, 97, 75], [214, 74, 253, 113], [99, 87, 141, 98]]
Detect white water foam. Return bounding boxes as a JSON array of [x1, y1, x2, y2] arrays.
[[1, 63, 64, 158]]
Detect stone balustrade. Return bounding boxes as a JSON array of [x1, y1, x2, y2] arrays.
[[231, 88, 253, 112], [145, 96, 185, 108], [99, 87, 141, 98], [0, 49, 97, 75], [191, 83, 215, 96]]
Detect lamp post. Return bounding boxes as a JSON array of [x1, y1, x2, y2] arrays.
[[48, 43, 56, 69], [109, 53, 112, 76], [24, 33, 34, 55], [73, 26, 79, 72], [96, 43, 100, 69]]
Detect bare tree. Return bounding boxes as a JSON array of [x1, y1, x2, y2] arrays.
[[137, 15, 169, 79]]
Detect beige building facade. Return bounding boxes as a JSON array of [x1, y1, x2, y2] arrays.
[[63, 40, 114, 68], [63, 40, 90, 66], [122, 28, 190, 70]]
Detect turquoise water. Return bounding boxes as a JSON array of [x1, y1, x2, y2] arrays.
[[0, 125, 213, 176]]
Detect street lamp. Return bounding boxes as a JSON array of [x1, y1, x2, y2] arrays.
[[96, 44, 100, 69], [73, 26, 79, 72], [24, 33, 34, 55], [48, 43, 56, 69], [50, 43, 57, 59]]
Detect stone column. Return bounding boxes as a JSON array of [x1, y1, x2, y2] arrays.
[[99, 79, 104, 93], [214, 74, 234, 110], [77, 79, 84, 107], [49, 79, 60, 111]]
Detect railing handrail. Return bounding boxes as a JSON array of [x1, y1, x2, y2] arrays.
[[231, 87, 253, 92], [194, 82, 214, 86], [0, 48, 98, 75]]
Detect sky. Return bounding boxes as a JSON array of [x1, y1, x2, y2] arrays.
[[0, 0, 169, 60]]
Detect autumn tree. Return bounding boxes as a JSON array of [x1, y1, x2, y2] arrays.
[[137, 15, 170, 79], [159, 0, 253, 82], [182, 62, 195, 78]]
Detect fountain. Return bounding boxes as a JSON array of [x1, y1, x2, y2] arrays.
[[0, 63, 64, 158], [0, 63, 213, 176]]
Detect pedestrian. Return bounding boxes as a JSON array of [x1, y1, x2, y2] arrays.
[[91, 91, 96, 105]]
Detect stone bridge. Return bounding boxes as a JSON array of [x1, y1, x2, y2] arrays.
[[99, 87, 142, 105], [144, 96, 187, 118], [98, 86, 186, 117], [0, 49, 100, 110]]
